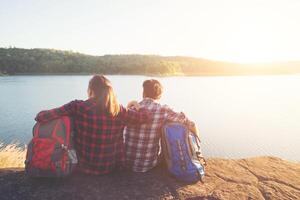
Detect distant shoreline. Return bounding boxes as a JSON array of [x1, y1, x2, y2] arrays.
[[1, 48, 300, 77], [1, 72, 300, 77]]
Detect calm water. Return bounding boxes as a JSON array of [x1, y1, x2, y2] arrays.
[[0, 75, 299, 161]]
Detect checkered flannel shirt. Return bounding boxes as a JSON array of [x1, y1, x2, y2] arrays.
[[124, 98, 195, 172], [35, 98, 149, 175]]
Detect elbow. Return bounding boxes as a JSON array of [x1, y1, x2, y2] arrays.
[[35, 111, 47, 122], [35, 114, 43, 122]]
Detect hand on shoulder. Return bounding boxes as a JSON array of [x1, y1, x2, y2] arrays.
[[127, 100, 140, 110]]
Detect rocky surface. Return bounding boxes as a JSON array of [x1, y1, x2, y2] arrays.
[[0, 156, 299, 200]]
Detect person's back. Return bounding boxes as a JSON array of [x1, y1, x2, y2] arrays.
[[35, 75, 149, 175], [125, 79, 198, 172]]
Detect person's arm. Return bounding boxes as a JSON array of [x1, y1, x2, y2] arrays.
[[127, 100, 141, 110], [35, 100, 79, 123], [119, 105, 150, 125], [164, 105, 200, 138], [189, 123, 200, 139]]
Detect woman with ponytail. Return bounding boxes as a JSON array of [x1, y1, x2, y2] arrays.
[[35, 75, 149, 175]]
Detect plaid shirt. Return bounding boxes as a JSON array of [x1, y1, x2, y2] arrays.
[[35, 98, 149, 175], [124, 98, 195, 172]]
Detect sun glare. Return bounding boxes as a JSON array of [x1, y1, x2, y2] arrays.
[[1, 0, 300, 64], [185, 1, 300, 64], [219, 25, 281, 64]]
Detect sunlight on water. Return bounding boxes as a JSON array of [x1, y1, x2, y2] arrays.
[[0, 75, 299, 161]]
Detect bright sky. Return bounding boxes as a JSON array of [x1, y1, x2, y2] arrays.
[[1, 0, 300, 63]]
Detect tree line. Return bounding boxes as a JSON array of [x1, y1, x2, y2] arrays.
[[0, 48, 299, 75]]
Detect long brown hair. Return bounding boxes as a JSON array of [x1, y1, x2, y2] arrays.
[[88, 75, 120, 116]]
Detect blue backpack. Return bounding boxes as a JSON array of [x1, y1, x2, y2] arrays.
[[161, 123, 206, 183]]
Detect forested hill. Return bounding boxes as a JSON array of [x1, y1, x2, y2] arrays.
[[0, 48, 299, 75]]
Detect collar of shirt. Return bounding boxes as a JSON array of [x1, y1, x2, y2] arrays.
[[141, 97, 158, 104]]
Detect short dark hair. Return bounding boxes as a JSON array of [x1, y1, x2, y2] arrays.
[[143, 79, 163, 100]]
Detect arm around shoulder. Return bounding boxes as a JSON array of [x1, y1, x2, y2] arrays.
[[121, 105, 151, 125], [35, 100, 79, 123]]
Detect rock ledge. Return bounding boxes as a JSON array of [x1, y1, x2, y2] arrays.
[[0, 156, 299, 200]]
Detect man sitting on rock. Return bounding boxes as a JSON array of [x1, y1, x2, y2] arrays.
[[124, 79, 199, 172]]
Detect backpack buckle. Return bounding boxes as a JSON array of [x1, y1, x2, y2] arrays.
[[61, 144, 67, 150]]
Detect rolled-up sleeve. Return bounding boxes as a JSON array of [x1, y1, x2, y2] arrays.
[[35, 100, 79, 123], [163, 105, 195, 128]]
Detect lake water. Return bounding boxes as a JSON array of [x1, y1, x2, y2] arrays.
[[0, 75, 299, 161]]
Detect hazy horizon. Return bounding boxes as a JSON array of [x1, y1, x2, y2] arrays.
[[3, 46, 300, 65], [1, 0, 300, 63]]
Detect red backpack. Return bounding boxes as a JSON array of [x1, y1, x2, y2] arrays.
[[25, 116, 77, 177]]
